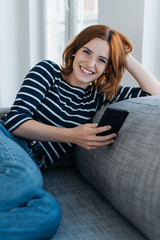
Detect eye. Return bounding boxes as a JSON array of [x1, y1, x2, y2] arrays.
[[83, 49, 90, 55], [99, 58, 107, 64]]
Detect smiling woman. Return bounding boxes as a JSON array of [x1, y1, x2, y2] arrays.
[[62, 38, 110, 89], [61, 25, 133, 99], [1, 24, 160, 239]]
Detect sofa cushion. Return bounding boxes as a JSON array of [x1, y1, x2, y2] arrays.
[[43, 166, 146, 240], [74, 96, 160, 240]]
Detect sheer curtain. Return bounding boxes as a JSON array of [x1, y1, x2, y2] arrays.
[[0, 0, 46, 107], [142, 0, 160, 80], [46, 0, 98, 64]]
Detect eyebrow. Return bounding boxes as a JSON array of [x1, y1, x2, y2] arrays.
[[83, 47, 109, 62]]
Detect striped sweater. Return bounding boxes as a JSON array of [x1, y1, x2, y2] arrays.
[[4, 60, 149, 169]]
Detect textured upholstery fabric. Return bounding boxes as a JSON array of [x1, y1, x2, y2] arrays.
[[74, 96, 160, 240], [43, 166, 146, 240]]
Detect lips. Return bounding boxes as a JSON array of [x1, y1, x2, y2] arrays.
[[80, 66, 93, 75]]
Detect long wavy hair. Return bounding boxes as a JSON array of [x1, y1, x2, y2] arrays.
[[61, 25, 133, 100]]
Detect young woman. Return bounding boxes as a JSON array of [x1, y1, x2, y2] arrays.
[[0, 25, 160, 239]]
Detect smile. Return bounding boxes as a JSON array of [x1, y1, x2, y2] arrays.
[[80, 66, 93, 75]]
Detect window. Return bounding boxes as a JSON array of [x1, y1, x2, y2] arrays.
[[46, 0, 98, 64]]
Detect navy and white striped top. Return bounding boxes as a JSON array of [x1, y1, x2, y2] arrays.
[[4, 60, 149, 169]]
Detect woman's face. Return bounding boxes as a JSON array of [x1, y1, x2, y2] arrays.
[[67, 37, 110, 89]]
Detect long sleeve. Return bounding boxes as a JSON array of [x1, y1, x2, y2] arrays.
[[111, 86, 150, 104], [4, 60, 55, 132]]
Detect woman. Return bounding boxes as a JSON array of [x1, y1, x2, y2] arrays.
[[0, 25, 160, 239]]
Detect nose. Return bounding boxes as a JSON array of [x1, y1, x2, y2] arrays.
[[86, 56, 96, 68]]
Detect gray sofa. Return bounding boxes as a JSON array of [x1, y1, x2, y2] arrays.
[[1, 96, 160, 240]]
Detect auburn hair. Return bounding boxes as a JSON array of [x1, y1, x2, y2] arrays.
[[61, 25, 133, 100]]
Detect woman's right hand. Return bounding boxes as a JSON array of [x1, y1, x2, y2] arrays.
[[70, 123, 116, 150]]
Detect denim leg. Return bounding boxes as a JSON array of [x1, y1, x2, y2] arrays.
[[0, 190, 62, 240], [0, 124, 62, 240]]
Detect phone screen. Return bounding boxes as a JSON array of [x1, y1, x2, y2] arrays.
[[97, 107, 129, 136]]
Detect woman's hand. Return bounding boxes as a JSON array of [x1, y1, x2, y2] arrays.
[[12, 120, 116, 150], [70, 123, 116, 150]]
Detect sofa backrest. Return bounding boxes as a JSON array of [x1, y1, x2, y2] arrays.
[[74, 96, 160, 240]]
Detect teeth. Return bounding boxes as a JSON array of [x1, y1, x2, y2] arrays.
[[81, 66, 92, 75]]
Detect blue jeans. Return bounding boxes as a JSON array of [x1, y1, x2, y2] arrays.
[[0, 123, 61, 240]]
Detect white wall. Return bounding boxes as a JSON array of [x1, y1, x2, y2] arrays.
[[98, 0, 160, 86], [142, 0, 160, 80], [0, 0, 30, 107]]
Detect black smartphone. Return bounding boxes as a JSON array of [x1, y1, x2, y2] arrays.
[[97, 107, 129, 136]]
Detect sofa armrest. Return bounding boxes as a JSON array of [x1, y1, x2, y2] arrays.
[[74, 96, 160, 240], [0, 108, 10, 120]]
